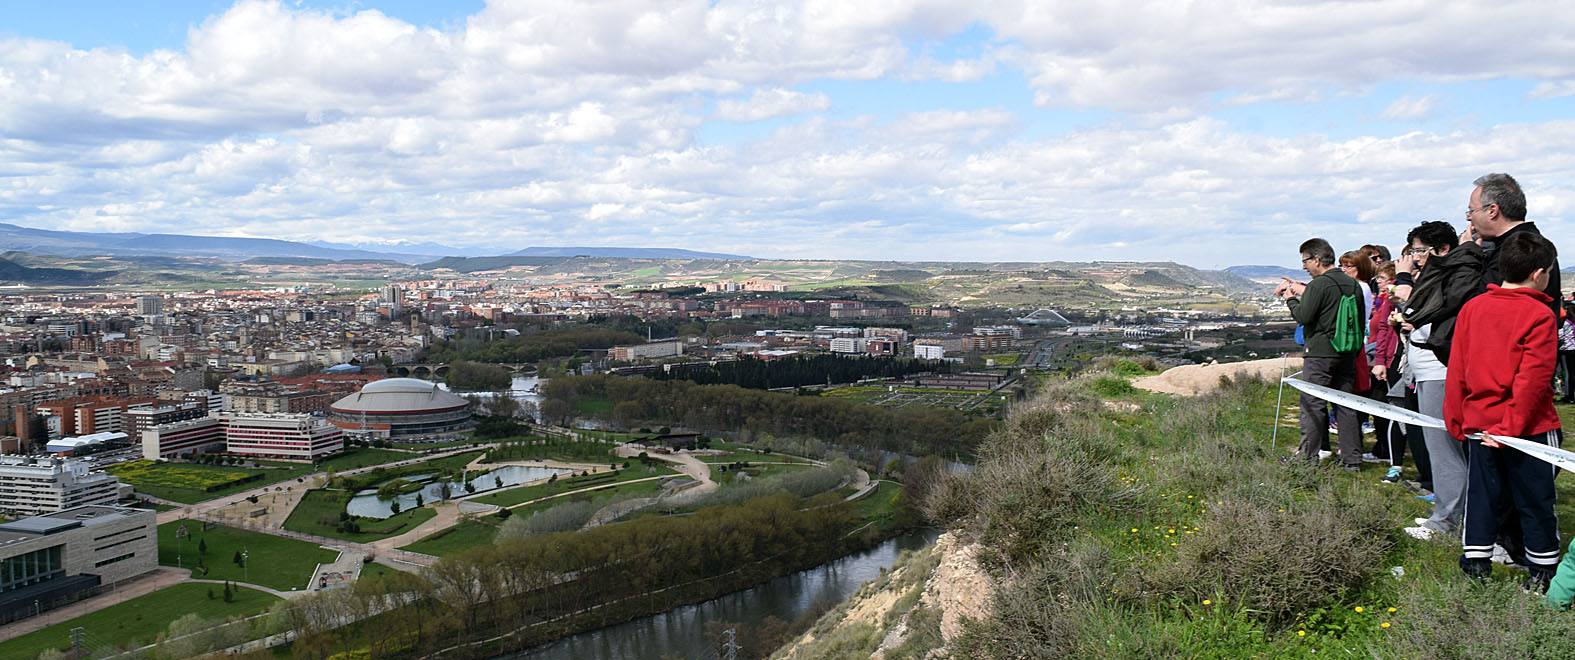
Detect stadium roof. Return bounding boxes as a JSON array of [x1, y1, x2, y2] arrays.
[[329, 377, 470, 414]]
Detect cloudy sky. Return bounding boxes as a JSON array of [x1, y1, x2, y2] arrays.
[[3, 0, 1574, 266]]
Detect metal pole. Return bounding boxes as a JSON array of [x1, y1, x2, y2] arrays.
[[1270, 354, 1293, 452]]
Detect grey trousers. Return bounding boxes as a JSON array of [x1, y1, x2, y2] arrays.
[[1417, 378, 1467, 533], [1299, 355, 1362, 466]]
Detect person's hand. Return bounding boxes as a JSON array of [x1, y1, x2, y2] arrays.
[[1396, 252, 1416, 275], [1399, 321, 1415, 333], [1460, 224, 1481, 247], [1480, 434, 1503, 448], [1371, 364, 1387, 382]]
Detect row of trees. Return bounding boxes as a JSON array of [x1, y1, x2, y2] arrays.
[[427, 326, 645, 364], [647, 354, 947, 389], [543, 374, 993, 458], [444, 360, 511, 390], [263, 491, 866, 658]]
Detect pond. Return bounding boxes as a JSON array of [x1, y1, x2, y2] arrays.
[[345, 464, 565, 519]]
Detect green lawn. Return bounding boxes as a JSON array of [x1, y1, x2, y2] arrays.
[[108, 460, 315, 504], [318, 448, 414, 472], [399, 517, 505, 556], [356, 562, 404, 584], [0, 583, 280, 659], [716, 462, 815, 483], [469, 464, 673, 509], [390, 439, 484, 451], [283, 490, 437, 542], [331, 451, 485, 490], [158, 521, 338, 591]]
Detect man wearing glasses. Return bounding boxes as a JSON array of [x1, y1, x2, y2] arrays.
[[1277, 238, 1365, 469], [1468, 173, 1562, 323]]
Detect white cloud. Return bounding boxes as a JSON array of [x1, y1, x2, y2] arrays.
[[2, 1, 1575, 264], [714, 88, 831, 122], [1381, 94, 1439, 120]]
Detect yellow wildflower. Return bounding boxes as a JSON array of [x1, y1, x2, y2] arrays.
[[1297, 630, 1307, 637], [1354, 606, 1364, 613], [1386, 607, 1397, 614], [1381, 622, 1391, 629], [1202, 599, 1212, 606]]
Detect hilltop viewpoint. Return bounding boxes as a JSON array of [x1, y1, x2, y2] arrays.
[[774, 358, 1575, 658]]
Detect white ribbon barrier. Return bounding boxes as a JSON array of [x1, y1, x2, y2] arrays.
[[1280, 376, 1575, 472]]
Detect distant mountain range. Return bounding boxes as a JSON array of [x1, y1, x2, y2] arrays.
[[306, 239, 464, 258], [0, 222, 431, 263], [0, 256, 112, 284], [1225, 265, 1303, 283], [511, 246, 752, 260]]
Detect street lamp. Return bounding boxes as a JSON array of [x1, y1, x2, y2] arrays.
[[242, 547, 250, 583]]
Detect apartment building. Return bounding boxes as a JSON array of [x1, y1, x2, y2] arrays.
[[0, 456, 124, 517]]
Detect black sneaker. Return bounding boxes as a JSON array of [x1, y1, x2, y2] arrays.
[[1343, 465, 1360, 473], [1460, 556, 1492, 580], [1525, 566, 1555, 594], [1381, 466, 1402, 483]]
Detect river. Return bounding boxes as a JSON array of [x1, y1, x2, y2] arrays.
[[508, 530, 940, 660]]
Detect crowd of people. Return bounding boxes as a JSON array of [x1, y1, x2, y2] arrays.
[[1273, 173, 1575, 605]]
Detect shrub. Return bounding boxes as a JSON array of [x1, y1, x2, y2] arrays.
[[1388, 575, 1575, 658], [1143, 485, 1393, 624], [950, 539, 1110, 659], [1089, 374, 1136, 398]]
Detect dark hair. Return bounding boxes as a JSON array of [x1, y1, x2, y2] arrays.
[[1361, 244, 1391, 261], [1298, 238, 1335, 266], [1474, 173, 1527, 222], [1340, 250, 1376, 281], [1497, 231, 1557, 284], [1406, 221, 1457, 251]]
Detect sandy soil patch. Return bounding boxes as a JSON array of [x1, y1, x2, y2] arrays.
[[1133, 356, 1302, 396]]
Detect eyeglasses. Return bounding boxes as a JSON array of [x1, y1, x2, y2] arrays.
[[1466, 203, 1496, 216], [1300, 256, 1316, 263], [1403, 247, 1431, 256]]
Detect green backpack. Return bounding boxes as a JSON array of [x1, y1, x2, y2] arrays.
[[1328, 277, 1366, 353]]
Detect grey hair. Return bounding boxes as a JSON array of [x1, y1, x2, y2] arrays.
[[1473, 173, 1526, 221], [1298, 238, 1336, 266]]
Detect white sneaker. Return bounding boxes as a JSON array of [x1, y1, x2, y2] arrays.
[[1318, 450, 1334, 460], [1492, 545, 1515, 565], [1414, 517, 1430, 526], [1404, 526, 1436, 541]]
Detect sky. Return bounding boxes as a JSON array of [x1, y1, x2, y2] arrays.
[[3, 1, 1574, 267]]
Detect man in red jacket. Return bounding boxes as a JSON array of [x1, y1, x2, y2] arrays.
[[1444, 231, 1562, 592]]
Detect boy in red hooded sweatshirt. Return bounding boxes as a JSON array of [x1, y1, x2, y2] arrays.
[[1445, 231, 1562, 592]]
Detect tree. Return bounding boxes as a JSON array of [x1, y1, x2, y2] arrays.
[[487, 394, 521, 419], [465, 480, 477, 494], [391, 499, 402, 514], [494, 475, 503, 489], [223, 581, 234, 602], [198, 539, 208, 556], [416, 493, 425, 508], [233, 550, 244, 566]]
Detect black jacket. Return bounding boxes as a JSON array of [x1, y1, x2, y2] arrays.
[[1484, 222, 1562, 323], [1402, 242, 1487, 364]]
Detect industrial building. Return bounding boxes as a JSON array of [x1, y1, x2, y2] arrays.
[[0, 505, 157, 625], [0, 456, 125, 517], [327, 378, 473, 442]]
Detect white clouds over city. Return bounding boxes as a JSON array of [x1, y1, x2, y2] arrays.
[[1, 0, 1573, 264]]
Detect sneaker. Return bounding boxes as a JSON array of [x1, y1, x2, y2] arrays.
[[1405, 526, 1437, 541], [1343, 465, 1360, 473], [1382, 466, 1403, 483], [1403, 480, 1424, 493], [1492, 545, 1515, 565], [1361, 452, 1386, 464], [1361, 422, 1375, 434], [1461, 556, 1492, 580], [1416, 493, 1436, 503], [1318, 450, 1334, 460], [1525, 567, 1555, 594], [1414, 517, 1430, 526]]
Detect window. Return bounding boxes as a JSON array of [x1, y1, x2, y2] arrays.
[[94, 553, 135, 568]]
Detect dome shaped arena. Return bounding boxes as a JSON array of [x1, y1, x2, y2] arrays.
[[327, 378, 474, 441]]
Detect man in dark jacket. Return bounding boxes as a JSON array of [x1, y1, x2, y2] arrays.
[[1278, 238, 1364, 469], [1469, 173, 1562, 320]]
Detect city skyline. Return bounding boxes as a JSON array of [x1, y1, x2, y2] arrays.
[[3, 1, 1574, 266]]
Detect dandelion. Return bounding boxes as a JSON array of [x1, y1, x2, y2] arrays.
[[1386, 607, 1397, 614], [1131, 528, 1139, 533], [1168, 528, 1175, 534], [1202, 599, 1212, 606], [1354, 606, 1364, 613], [1381, 622, 1391, 629], [1297, 630, 1307, 637]]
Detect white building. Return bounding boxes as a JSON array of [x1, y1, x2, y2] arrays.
[[140, 416, 226, 460], [220, 413, 344, 462], [607, 340, 683, 362], [914, 344, 946, 360], [140, 413, 344, 462], [0, 456, 124, 517], [830, 337, 869, 354], [0, 505, 158, 621]]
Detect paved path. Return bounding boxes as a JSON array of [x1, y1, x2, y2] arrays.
[[0, 568, 189, 643]]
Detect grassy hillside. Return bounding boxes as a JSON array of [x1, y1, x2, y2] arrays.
[[861, 370, 1575, 658]]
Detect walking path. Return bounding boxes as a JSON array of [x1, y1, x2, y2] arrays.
[[0, 568, 188, 643]]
